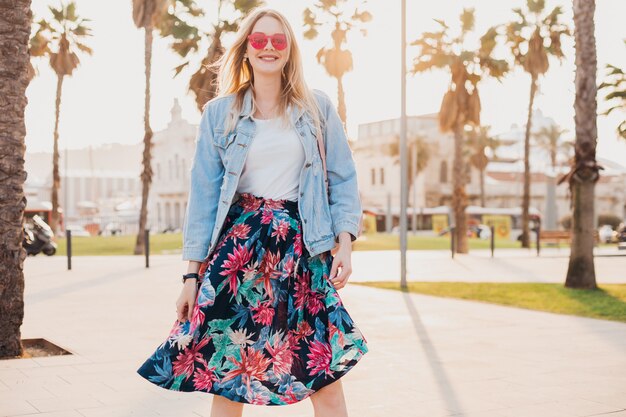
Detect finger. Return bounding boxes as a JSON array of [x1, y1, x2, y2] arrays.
[[187, 302, 195, 322], [332, 265, 351, 287], [329, 258, 339, 280]]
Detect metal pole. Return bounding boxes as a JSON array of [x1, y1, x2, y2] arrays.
[[66, 229, 72, 270], [400, 0, 408, 289], [450, 226, 455, 259], [145, 229, 150, 268], [490, 225, 495, 258]]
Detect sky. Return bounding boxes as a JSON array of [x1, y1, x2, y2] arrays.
[[25, 0, 626, 164]]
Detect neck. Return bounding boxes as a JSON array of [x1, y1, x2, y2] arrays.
[[252, 73, 281, 106]]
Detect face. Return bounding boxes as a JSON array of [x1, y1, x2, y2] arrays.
[[246, 15, 289, 78]]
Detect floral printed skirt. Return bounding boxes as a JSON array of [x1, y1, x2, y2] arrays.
[[136, 192, 368, 406]]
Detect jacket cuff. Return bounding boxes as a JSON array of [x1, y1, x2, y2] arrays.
[[182, 246, 207, 262], [333, 220, 360, 243]]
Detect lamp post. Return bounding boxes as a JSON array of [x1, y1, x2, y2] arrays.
[[400, 0, 408, 289]]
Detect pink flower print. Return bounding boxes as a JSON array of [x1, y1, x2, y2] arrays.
[[306, 340, 334, 377], [271, 219, 290, 242], [172, 337, 210, 380], [219, 243, 253, 295], [261, 208, 274, 224], [251, 302, 275, 326], [192, 364, 218, 391]]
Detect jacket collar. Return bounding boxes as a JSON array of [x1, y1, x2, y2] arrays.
[[239, 86, 307, 126]]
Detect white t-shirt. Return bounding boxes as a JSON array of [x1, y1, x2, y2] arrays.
[[236, 116, 306, 202]]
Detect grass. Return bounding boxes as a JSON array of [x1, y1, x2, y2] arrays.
[[51, 231, 616, 256], [354, 281, 626, 323], [54, 233, 184, 256], [353, 233, 523, 250]]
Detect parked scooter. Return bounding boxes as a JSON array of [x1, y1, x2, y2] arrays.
[[23, 214, 57, 256]]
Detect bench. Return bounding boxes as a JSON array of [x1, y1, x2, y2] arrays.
[[539, 230, 599, 247]]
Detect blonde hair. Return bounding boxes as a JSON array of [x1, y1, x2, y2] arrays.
[[209, 7, 323, 140]]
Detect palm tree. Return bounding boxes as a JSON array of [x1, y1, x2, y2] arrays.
[[467, 125, 500, 207], [411, 9, 508, 253], [386, 135, 431, 196], [505, 0, 570, 248], [29, 2, 93, 235], [558, 0, 601, 289], [303, 1, 372, 128], [158, 0, 263, 112], [533, 124, 571, 170], [131, 0, 168, 255], [599, 41, 626, 140], [0, 0, 32, 359]]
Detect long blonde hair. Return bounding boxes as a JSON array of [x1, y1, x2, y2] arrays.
[[210, 7, 323, 139]]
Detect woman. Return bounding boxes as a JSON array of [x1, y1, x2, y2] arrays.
[[137, 7, 368, 416]]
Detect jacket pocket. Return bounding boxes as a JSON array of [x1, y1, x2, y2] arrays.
[[212, 129, 236, 149]]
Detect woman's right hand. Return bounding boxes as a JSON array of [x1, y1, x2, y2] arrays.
[[176, 280, 198, 323]]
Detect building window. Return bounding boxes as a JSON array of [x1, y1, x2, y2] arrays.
[[371, 168, 376, 185], [175, 154, 179, 179], [156, 163, 161, 180], [440, 161, 448, 183], [380, 167, 384, 185]]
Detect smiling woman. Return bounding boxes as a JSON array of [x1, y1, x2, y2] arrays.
[[135, 6, 368, 416]]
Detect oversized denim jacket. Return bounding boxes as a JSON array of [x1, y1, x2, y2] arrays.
[[181, 87, 362, 262]]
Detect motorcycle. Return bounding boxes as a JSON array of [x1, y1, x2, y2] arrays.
[[23, 214, 57, 256]]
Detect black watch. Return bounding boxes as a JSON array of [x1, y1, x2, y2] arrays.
[[182, 272, 199, 283]]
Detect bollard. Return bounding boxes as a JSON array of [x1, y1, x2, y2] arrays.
[[450, 226, 456, 259], [145, 229, 150, 268], [536, 227, 541, 257], [490, 225, 495, 258], [66, 229, 72, 270]]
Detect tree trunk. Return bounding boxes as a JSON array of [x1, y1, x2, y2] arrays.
[[566, 0, 598, 289], [452, 123, 468, 253], [521, 74, 538, 248], [50, 74, 64, 235], [134, 26, 154, 255], [0, 0, 32, 358], [336, 75, 347, 130], [479, 167, 485, 207]]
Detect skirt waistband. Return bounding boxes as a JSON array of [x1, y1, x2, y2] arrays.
[[234, 192, 299, 212]]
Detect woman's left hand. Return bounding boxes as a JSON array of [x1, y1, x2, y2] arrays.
[[329, 234, 353, 290]]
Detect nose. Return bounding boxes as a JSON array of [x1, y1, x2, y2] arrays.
[[264, 39, 276, 51]]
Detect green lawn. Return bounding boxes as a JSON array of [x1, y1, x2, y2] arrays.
[[51, 231, 614, 256], [54, 233, 184, 256], [354, 281, 626, 323], [353, 233, 523, 250], [52, 232, 524, 256]]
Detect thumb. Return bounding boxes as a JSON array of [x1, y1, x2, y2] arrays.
[[187, 302, 195, 322]]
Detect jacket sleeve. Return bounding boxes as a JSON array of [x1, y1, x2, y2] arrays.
[[315, 89, 363, 243], [182, 105, 224, 262]]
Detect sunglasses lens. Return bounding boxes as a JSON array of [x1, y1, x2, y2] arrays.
[[272, 34, 287, 50], [248, 34, 267, 49]]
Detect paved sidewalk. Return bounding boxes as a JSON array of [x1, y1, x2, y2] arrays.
[[0, 254, 624, 416]]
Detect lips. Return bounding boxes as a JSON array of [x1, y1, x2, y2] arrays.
[[258, 54, 279, 61]]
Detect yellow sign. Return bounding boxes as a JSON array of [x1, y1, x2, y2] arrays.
[[432, 214, 449, 234], [482, 215, 511, 239]]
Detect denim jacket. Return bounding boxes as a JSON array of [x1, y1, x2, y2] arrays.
[[182, 87, 362, 262]]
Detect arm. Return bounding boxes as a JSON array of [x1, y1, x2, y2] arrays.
[[181, 105, 224, 262], [316, 90, 363, 244]]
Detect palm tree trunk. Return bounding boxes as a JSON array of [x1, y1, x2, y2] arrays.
[[336, 75, 347, 130], [479, 168, 485, 207], [566, 0, 598, 289], [50, 74, 64, 235], [521, 74, 538, 248], [134, 26, 154, 255], [0, 0, 32, 358], [452, 123, 468, 253]]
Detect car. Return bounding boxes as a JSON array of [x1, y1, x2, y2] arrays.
[[598, 224, 615, 243], [65, 224, 91, 237]]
